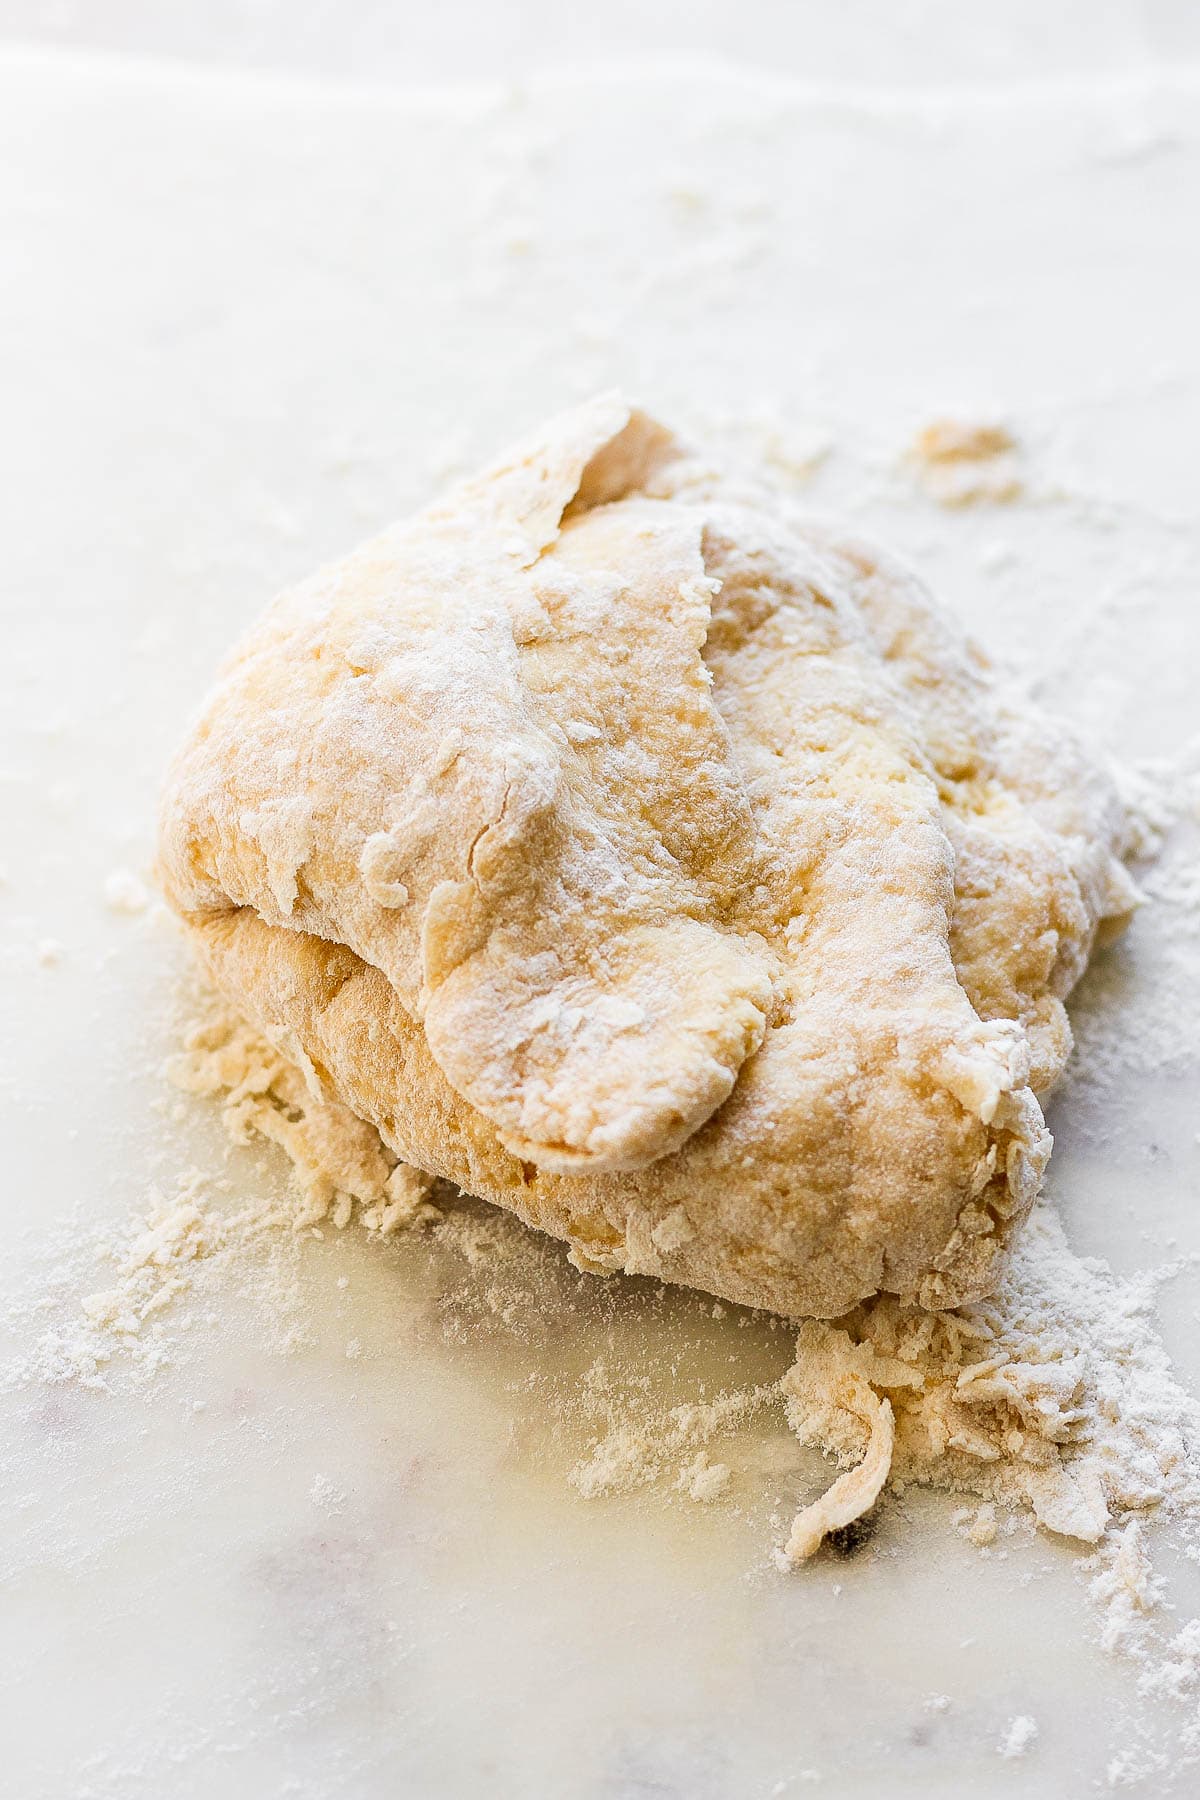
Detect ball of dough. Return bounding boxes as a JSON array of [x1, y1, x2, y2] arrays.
[[158, 394, 1138, 1318]]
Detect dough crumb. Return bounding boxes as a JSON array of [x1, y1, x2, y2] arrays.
[[677, 1452, 732, 1502], [309, 1474, 347, 1513], [968, 1502, 998, 1547], [908, 418, 1024, 505]]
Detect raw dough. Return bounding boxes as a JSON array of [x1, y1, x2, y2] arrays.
[[158, 395, 1137, 1318]]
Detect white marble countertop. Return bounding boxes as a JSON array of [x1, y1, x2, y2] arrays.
[[4, 0, 1200, 92], [2, 32, 1199, 1800]]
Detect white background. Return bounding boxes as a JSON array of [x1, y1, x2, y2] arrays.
[[3, 0, 1200, 89]]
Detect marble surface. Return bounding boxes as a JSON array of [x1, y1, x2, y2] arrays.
[[4, 0, 1200, 91], [2, 42, 1200, 1800]]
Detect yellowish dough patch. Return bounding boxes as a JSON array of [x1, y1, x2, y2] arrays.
[[158, 395, 1138, 1320]]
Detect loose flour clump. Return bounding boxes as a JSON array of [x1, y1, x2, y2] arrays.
[[0, 1166, 311, 1393], [781, 1206, 1200, 1564], [1, 1004, 444, 1399], [169, 1006, 440, 1237], [1, 1172, 230, 1392], [997, 1714, 1039, 1759]]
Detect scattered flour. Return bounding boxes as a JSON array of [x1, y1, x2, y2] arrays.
[[4, 743, 1200, 1781], [1063, 737, 1200, 1094], [103, 868, 150, 915], [997, 1714, 1039, 1759], [569, 1370, 775, 1503], [0, 1169, 312, 1394]]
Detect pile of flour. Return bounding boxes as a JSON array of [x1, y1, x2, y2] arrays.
[[784, 1209, 1200, 1557]]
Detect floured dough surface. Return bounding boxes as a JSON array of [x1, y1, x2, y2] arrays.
[[158, 395, 1136, 1318]]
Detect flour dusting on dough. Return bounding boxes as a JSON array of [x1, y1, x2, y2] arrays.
[[157, 395, 1137, 1322]]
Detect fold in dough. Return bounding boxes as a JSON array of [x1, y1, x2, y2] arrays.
[[159, 394, 1138, 1318]]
